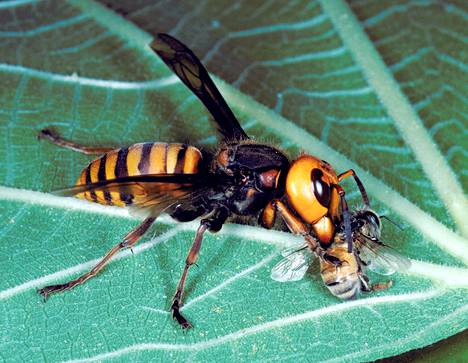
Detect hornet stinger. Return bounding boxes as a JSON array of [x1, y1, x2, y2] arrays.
[[38, 33, 380, 329]]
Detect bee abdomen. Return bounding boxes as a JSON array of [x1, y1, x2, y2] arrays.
[[319, 247, 361, 300], [323, 277, 361, 300], [77, 142, 202, 206]]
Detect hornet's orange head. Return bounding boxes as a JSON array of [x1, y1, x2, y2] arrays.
[[285, 155, 340, 225]]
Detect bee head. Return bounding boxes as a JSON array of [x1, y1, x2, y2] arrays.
[[355, 208, 381, 240]]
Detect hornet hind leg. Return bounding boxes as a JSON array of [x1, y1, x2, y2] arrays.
[[38, 128, 115, 155], [38, 217, 156, 299]]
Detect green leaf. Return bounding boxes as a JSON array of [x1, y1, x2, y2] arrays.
[[0, 0, 466, 362]]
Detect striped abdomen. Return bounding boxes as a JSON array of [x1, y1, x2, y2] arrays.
[[77, 142, 203, 207], [320, 246, 361, 300]]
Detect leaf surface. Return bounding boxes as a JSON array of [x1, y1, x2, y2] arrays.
[[0, 0, 467, 362]]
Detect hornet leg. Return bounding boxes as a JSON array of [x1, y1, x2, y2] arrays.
[[259, 200, 277, 229], [338, 169, 369, 207], [38, 217, 156, 299], [271, 200, 339, 265], [38, 128, 115, 155], [171, 206, 228, 329], [333, 184, 353, 253]]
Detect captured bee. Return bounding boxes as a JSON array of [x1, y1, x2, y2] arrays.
[[38, 33, 370, 329], [271, 208, 411, 299]]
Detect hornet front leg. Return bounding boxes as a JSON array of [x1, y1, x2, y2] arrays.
[[271, 200, 341, 266]]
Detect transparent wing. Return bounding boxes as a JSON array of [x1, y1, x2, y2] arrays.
[[271, 244, 314, 282], [354, 234, 411, 275]]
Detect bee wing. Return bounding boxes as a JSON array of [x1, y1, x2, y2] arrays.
[[271, 244, 314, 282], [151, 33, 249, 142], [354, 234, 411, 275], [53, 174, 215, 218]]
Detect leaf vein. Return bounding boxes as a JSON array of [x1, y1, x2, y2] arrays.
[[0, 64, 179, 90]]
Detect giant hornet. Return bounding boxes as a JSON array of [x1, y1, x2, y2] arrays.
[[39, 33, 381, 328], [271, 207, 411, 299]]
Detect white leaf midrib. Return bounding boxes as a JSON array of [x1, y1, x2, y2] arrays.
[[0, 64, 179, 90], [1, 186, 468, 303], [0, 0, 36, 9]]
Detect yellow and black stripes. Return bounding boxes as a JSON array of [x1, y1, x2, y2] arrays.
[[77, 142, 203, 207], [138, 142, 153, 174], [97, 154, 112, 204], [115, 148, 129, 177]]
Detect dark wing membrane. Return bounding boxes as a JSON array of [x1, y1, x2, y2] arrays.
[[54, 174, 214, 218], [354, 234, 411, 275], [151, 33, 249, 142]]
